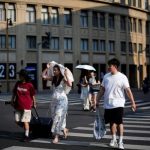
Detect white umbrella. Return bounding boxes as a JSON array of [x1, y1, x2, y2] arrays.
[[75, 65, 96, 71]]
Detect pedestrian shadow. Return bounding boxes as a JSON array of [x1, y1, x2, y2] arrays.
[[0, 130, 23, 141]]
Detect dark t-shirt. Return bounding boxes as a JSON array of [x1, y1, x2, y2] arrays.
[[13, 81, 35, 110]]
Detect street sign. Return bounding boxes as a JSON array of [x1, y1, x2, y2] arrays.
[[0, 63, 16, 79]]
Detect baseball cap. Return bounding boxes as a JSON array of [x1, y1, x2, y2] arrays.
[[17, 69, 28, 77]]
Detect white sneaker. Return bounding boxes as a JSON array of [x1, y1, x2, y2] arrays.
[[109, 140, 118, 147], [118, 142, 124, 149]]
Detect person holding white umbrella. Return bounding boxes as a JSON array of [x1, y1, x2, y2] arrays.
[[76, 65, 96, 111]]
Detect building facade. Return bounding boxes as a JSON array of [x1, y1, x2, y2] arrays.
[[0, 0, 150, 92]]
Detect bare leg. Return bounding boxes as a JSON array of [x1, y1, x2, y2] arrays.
[[24, 122, 29, 137], [110, 123, 117, 141], [92, 94, 97, 109], [117, 124, 124, 143], [63, 128, 69, 139], [88, 93, 93, 108], [24, 122, 29, 130]]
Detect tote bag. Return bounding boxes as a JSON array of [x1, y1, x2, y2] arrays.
[[93, 108, 106, 140]]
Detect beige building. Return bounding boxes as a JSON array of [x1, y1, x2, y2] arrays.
[[0, 0, 150, 92]]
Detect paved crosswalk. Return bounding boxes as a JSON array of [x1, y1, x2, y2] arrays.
[[29, 110, 150, 150], [27, 95, 150, 150], [1, 93, 150, 150]]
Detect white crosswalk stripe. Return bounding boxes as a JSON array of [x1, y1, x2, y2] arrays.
[[2, 146, 59, 150]]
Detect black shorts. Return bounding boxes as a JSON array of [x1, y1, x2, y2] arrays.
[[89, 87, 99, 94], [104, 107, 124, 125]]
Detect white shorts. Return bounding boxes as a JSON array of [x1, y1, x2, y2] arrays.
[[15, 109, 31, 123]]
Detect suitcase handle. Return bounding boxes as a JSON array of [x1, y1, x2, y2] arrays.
[[32, 107, 41, 124]]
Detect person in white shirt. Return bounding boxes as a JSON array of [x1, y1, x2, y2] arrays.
[[96, 58, 136, 150]]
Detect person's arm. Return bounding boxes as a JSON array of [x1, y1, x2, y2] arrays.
[[10, 93, 16, 107], [64, 69, 72, 87], [41, 68, 53, 81], [92, 80, 100, 86], [96, 86, 105, 107], [125, 87, 136, 111], [32, 96, 37, 108], [10, 82, 18, 107]]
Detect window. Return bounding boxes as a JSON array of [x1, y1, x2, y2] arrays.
[[138, 19, 142, 33], [146, 44, 150, 54], [108, 14, 115, 29], [64, 9, 72, 26], [133, 18, 136, 32], [41, 7, 49, 24], [80, 10, 88, 27], [26, 5, 36, 23], [64, 38, 72, 50], [133, 43, 137, 53], [109, 40, 115, 53], [9, 35, 16, 49], [133, 0, 136, 7], [120, 41, 126, 53], [51, 7, 59, 25], [27, 36, 36, 49], [128, 0, 132, 5], [0, 35, 6, 48], [51, 37, 59, 50], [8, 4, 16, 22], [120, 0, 125, 5], [138, 0, 142, 8], [99, 40, 105, 52], [138, 43, 142, 53], [93, 39, 99, 51], [145, 0, 148, 10], [120, 16, 126, 31], [146, 21, 150, 35], [0, 3, 5, 21], [42, 36, 50, 49], [129, 42, 133, 53], [100, 13, 105, 28], [92, 12, 98, 27], [128, 17, 132, 32], [80, 39, 88, 51]]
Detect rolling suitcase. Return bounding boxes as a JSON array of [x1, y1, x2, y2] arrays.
[[30, 107, 53, 138]]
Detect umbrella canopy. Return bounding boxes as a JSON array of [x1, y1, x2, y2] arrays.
[[75, 65, 96, 71]]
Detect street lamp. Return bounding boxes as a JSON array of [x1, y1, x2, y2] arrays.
[[6, 18, 13, 92]]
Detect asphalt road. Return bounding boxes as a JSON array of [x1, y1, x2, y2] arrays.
[[0, 90, 150, 150]]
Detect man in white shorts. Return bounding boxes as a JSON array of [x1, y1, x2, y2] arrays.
[[11, 69, 36, 142], [96, 58, 136, 149], [15, 109, 31, 123]]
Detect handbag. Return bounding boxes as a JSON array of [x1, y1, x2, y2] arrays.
[[91, 84, 100, 91], [93, 108, 106, 140]]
